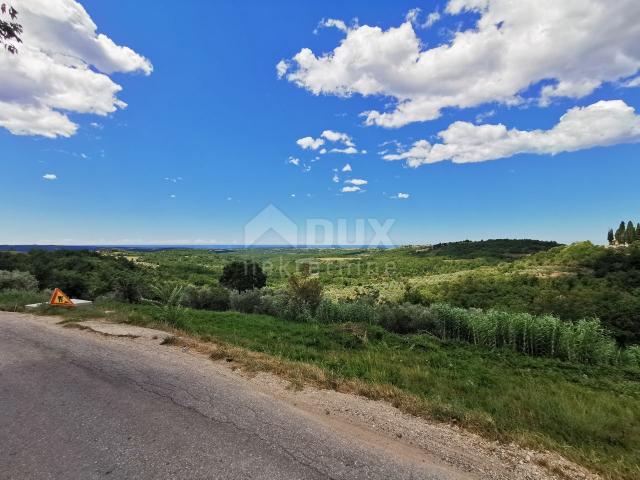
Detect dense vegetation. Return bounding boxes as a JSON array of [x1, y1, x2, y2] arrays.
[[1, 239, 640, 478], [0, 250, 143, 300]]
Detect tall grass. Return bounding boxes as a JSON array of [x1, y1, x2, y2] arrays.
[[309, 296, 636, 366], [377, 303, 626, 365]]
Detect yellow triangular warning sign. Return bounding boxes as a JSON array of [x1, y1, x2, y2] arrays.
[[49, 288, 75, 307]]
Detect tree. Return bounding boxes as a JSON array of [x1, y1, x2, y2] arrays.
[[219, 261, 266, 292], [0, 4, 22, 54], [607, 229, 614, 245], [286, 264, 323, 311], [625, 221, 635, 245], [615, 221, 626, 245]]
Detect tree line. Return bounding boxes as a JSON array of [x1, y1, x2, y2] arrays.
[[607, 221, 640, 245]]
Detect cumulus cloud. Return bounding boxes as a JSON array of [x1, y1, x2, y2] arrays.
[[383, 100, 640, 167], [395, 192, 410, 199], [280, 0, 640, 128], [0, 0, 152, 138], [345, 178, 367, 185], [341, 185, 361, 193], [296, 136, 325, 150], [288, 157, 300, 166], [330, 146, 359, 154], [342, 163, 352, 172], [42, 173, 57, 180], [321, 129, 354, 146], [297, 129, 363, 154], [276, 59, 289, 79]]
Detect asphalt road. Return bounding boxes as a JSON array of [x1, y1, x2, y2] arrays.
[[0, 312, 468, 480]]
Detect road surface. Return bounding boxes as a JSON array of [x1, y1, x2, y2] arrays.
[[0, 312, 471, 480]]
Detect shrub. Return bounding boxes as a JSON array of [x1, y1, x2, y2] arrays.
[[229, 289, 264, 314], [0, 270, 38, 292], [374, 302, 437, 334], [220, 261, 266, 292], [146, 283, 185, 326], [112, 273, 145, 303], [256, 290, 289, 316], [280, 296, 315, 323], [315, 299, 375, 324], [183, 284, 230, 311], [287, 272, 323, 311]]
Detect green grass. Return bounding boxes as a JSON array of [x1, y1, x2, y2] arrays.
[[67, 300, 640, 480], [0, 289, 47, 311], [4, 293, 637, 478]]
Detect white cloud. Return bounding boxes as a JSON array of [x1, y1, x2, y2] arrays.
[[330, 146, 359, 155], [0, 0, 152, 137], [281, 1, 640, 127], [321, 129, 354, 146], [298, 129, 362, 154], [42, 173, 57, 180], [624, 76, 640, 88], [475, 109, 496, 124], [345, 178, 368, 185], [396, 192, 410, 199], [406, 8, 440, 29], [288, 157, 300, 166], [341, 185, 362, 193], [332, 173, 340, 183], [316, 18, 349, 34], [383, 100, 640, 167], [342, 163, 352, 172], [276, 59, 289, 79], [424, 11, 441, 28], [296, 136, 325, 150]]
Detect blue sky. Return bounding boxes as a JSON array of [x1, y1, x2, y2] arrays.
[[2, 0, 640, 245]]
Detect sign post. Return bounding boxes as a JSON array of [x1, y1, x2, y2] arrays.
[[49, 288, 75, 308]]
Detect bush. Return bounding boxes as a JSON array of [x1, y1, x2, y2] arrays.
[[280, 296, 315, 323], [112, 273, 145, 303], [146, 283, 185, 326], [287, 272, 323, 311], [0, 270, 38, 292], [315, 299, 375, 324], [183, 284, 230, 311], [220, 261, 266, 292], [374, 302, 437, 334], [229, 289, 264, 314]]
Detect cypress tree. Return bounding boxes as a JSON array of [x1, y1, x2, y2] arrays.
[[607, 229, 614, 245], [615, 221, 626, 244], [626, 221, 635, 245]]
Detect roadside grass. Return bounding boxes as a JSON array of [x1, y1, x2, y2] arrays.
[[2, 297, 638, 479], [0, 290, 47, 312]]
